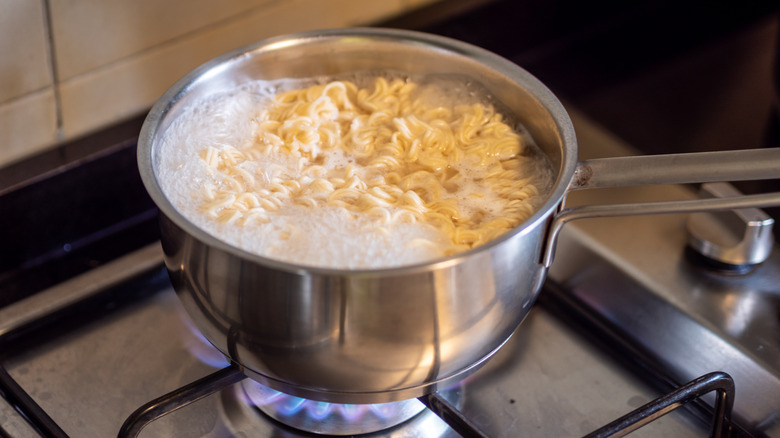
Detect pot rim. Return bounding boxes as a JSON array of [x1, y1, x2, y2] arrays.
[[137, 27, 578, 275]]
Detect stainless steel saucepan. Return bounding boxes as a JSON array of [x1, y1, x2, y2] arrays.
[[137, 28, 780, 404]]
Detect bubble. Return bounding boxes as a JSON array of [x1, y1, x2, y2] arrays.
[[156, 73, 553, 269]]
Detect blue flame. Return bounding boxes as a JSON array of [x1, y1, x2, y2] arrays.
[[369, 402, 397, 418], [307, 401, 334, 420], [241, 379, 412, 424], [243, 382, 283, 405], [337, 404, 364, 422], [277, 395, 307, 415], [178, 304, 231, 368]]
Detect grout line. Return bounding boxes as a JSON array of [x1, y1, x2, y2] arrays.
[[41, 0, 64, 142]]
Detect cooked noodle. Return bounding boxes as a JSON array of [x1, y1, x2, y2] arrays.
[[160, 75, 552, 268]]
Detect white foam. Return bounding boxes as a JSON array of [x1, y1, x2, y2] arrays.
[[155, 75, 553, 269]]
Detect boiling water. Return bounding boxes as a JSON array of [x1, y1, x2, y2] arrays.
[[156, 74, 553, 268]]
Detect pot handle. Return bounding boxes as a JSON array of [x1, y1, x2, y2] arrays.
[[567, 148, 780, 191], [542, 148, 780, 268]]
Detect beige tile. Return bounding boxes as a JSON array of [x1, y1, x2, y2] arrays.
[[0, 89, 58, 167], [0, 1, 52, 103], [49, 0, 277, 81], [58, 0, 411, 140]]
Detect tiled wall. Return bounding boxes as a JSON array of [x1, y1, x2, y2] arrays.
[[0, 0, 439, 168]]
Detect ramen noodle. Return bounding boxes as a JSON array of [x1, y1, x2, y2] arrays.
[[157, 75, 553, 268]]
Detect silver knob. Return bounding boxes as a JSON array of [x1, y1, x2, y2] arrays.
[[687, 182, 775, 272]]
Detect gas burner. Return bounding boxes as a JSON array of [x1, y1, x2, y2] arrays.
[[220, 380, 463, 437], [172, 302, 459, 435], [241, 380, 425, 435]]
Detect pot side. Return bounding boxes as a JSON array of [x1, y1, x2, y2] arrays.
[[138, 28, 577, 403]]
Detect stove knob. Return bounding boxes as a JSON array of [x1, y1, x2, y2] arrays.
[[686, 182, 775, 273]]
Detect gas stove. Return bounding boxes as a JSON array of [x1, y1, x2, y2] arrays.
[[1, 0, 779, 437], [2, 107, 774, 437]]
